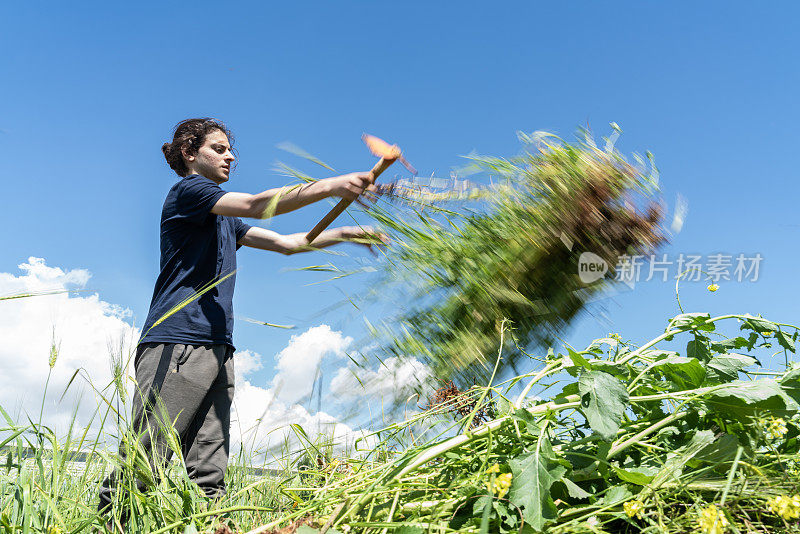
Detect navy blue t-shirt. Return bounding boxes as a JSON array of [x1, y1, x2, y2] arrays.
[[139, 174, 252, 349]]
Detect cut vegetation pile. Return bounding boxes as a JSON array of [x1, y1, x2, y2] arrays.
[[365, 128, 666, 387], [245, 312, 800, 534]]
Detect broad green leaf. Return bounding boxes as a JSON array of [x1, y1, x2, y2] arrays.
[[706, 354, 758, 382], [578, 371, 629, 441], [692, 433, 740, 466], [494, 396, 513, 417], [587, 360, 627, 377], [781, 364, 800, 385], [560, 477, 591, 499], [472, 494, 492, 516], [740, 315, 776, 334], [395, 528, 424, 534], [777, 330, 796, 353], [508, 438, 567, 531], [711, 337, 751, 352], [651, 430, 716, 487], [705, 379, 798, 416], [670, 312, 714, 332], [296, 527, 321, 534], [568, 349, 592, 369], [599, 484, 633, 506], [512, 407, 540, 429], [611, 465, 655, 485], [686, 338, 711, 362], [556, 382, 579, 399], [650, 356, 706, 389], [646, 350, 680, 360]]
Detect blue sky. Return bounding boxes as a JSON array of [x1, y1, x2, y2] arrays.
[[2, 2, 799, 434]]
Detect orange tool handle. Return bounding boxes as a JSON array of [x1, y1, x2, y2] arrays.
[[305, 156, 397, 243]]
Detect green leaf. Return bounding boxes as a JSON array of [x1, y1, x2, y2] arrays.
[[740, 315, 776, 334], [183, 524, 198, 534], [556, 382, 579, 399], [705, 379, 798, 416], [711, 337, 751, 352], [578, 371, 630, 441], [611, 465, 655, 485], [599, 484, 633, 506], [686, 338, 712, 362], [670, 313, 714, 332], [508, 438, 567, 531], [777, 330, 796, 353], [395, 527, 424, 534], [295, 527, 321, 534], [512, 407, 540, 429], [586, 337, 619, 353], [650, 430, 716, 487], [650, 356, 706, 389], [560, 477, 591, 499], [646, 350, 680, 359], [781, 364, 800, 385], [706, 354, 758, 382], [567, 348, 592, 371], [587, 360, 627, 377], [692, 433, 740, 466]]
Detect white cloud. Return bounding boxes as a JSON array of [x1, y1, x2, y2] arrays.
[[0, 257, 374, 462], [330, 356, 433, 408], [0, 257, 138, 436], [269, 325, 352, 405], [231, 333, 374, 462], [234, 349, 264, 377]]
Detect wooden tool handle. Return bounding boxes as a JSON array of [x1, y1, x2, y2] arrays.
[[305, 157, 397, 243]]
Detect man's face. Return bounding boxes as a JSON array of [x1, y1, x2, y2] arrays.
[[183, 129, 235, 184]]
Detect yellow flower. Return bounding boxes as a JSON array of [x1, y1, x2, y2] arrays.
[[698, 505, 729, 534], [767, 494, 800, 520], [623, 500, 645, 518], [48, 528, 63, 534], [608, 332, 622, 342], [325, 458, 340, 473], [485, 465, 512, 498], [767, 417, 789, 440], [707, 283, 719, 292], [489, 473, 513, 498]]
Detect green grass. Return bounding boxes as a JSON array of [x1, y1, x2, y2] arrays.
[[3, 305, 800, 533]]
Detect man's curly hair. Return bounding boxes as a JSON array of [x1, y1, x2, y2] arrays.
[[161, 118, 234, 177]]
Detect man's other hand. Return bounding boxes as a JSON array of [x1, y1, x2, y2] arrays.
[[339, 226, 390, 255]]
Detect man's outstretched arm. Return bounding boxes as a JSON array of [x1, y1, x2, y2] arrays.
[[238, 225, 387, 255], [211, 172, 376, 219]]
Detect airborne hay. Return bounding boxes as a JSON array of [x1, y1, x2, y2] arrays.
[[366, 127, 667, 387]]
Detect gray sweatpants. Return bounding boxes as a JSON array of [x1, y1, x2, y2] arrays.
[[98, 342, 235, 512]]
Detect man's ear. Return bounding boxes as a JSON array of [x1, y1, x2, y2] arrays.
[[180, 144, 196, 162]]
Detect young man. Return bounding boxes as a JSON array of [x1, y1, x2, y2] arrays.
[[97, 118, 384, 520]]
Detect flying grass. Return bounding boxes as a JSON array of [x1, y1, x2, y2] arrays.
[[146, 270, 236, 332], [0, 289, 73, 301], [363, 127, 666, 388], [239, 316, 296, 330]]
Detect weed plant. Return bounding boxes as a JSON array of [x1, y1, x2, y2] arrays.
[[3, 304, 800, 533]]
